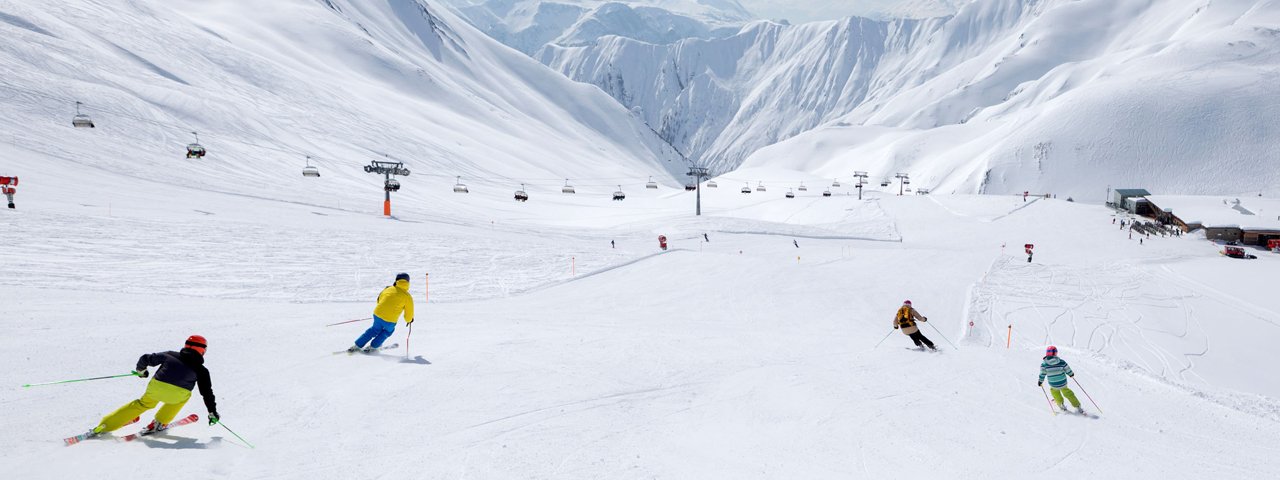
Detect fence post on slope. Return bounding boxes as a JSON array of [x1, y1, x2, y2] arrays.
[[572, 256, 576, 276], [1007, 325, 1012, 349]]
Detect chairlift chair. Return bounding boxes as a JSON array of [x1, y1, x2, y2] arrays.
[[453, 176, 469, 193], [562, 179, 576, 194], [798, 182, 807, 192], [684, 183, 697, 192], [823, 189, 832, 197], [646, 176, 658, 189], [832, 179, 841, 187], [756, 181, 766, 192], [707, 180, 718, 188], [514, 184, 529, 202], [384, 178, 401, 192], [72, 101, 94, 128], [880, 180, 890, 187], [741, 183, 751, 194], [302, 156, 320, 177], [785, 188, 795, 199], [185, 132, 206, 159], [613, 185, 626, 201]]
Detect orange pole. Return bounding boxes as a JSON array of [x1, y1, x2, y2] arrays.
[[383, 200, 390, 216], [1006, 325, 1012, 349]]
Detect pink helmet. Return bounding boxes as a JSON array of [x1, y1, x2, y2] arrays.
[[1046, 345, 1058, 357], [903, 300, 912, 305]]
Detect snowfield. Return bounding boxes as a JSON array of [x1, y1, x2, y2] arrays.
[[4, 164, 1280, 478], [2, 0, 1279, 478]]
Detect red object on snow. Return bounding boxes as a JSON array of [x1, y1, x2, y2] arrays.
[[0, 176, 16, 186], [1024, 244, 1034, 249], [1269, 239, 1280, 252], [658, 235, 668, 251]]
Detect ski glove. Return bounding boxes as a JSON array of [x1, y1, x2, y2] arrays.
[[1037, 381, 1043, 387], [208, 412, 220, 426], [134, 369, 149, 378], [406, 319, 414, 325]]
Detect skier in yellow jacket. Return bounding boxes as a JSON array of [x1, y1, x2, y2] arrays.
[[348, 273, 415, 353], [894, 300, 937, 351]]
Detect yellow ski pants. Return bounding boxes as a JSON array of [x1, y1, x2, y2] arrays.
[[1050, 386, 1081, 408], [97, 380, 191, 432]]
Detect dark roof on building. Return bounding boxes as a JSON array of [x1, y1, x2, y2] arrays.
[[1115, 189, 1150, 196]]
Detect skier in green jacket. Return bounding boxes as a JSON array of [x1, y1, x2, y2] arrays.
[[1038, 346, 1085, 414]]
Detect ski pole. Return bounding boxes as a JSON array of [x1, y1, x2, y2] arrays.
[[22, 372, 141, 388], [217, 421, 255, 449], [1072, 377, 1103, 414], [1040, 384, 1058, 416], [325, 317, 369, 327], [873, 329, 896, 348], [925, 321, 958, 349], [404, 322, 413, 359]]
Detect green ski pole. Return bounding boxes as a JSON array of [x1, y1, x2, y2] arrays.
[[22, 371, 142, 388], [217, 421, 255, 449]]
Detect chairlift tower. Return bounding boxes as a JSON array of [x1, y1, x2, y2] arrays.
[[895, 173, 910, 196], [853, 171, 869, 200], [687, 166, 710, 216], [364, 157, 410, 217]]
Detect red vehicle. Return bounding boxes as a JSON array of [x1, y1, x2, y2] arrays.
[[1222, 246, 1257, 259]]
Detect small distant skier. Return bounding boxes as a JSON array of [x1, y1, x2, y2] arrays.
[[1038, 346, 1085, 414], [703, 233, 710, 242], [611, 240, 615, 249], [1140, 238, 1144, 245], [349, 273, 415, 353], [86, 335, 220, 437], [793, 239, 799, 248], [894, 300, 936, 351]]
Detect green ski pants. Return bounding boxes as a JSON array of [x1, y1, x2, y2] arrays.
[[1050, 386, 1081, 408]]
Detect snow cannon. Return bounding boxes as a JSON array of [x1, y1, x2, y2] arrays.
[[1, 176, 16, 209]]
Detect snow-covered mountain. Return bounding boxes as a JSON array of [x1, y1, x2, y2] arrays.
[[540, 0, 1280, 199], [0, 0, 685, 211], [445, 0, 751, 55]]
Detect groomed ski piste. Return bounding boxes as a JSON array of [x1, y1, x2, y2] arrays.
[[4, 162, 1280, 478], [2, 0, 1280, 478]]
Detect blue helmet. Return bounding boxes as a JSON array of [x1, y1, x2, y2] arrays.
[[394, 272, 410, 283]]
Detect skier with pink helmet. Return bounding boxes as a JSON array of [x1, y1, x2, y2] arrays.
[[893, 300, 936, 351], [1038, 346, 1085, 414]]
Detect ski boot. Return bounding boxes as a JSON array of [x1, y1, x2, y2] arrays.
[[347, 345, 360, 353], [142, 420, 168, 434], [363, 346, 377, 354], [1075, 406, 1086, 415]]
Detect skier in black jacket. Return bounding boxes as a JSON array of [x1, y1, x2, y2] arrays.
[[88, 335, 220, 436]]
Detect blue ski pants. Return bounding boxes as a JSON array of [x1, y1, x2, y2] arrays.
[[355, 316, 396, 348]]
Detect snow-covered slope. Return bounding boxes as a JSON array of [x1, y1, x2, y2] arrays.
[[447, 0, 750, 55], [542, 0, 1280, 199], [0, 0, 687, 210]]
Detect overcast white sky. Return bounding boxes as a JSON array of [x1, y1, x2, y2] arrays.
[[737, 0, 959, 23]]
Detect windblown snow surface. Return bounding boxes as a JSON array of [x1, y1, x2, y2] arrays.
[[3, 0, 1280, 479]]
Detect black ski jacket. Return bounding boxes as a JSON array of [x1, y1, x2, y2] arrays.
[[136, 348, 217, 414]]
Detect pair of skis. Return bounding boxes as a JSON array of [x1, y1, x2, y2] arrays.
[[64, 414, 200, 446], [333, 342, 399, 355]]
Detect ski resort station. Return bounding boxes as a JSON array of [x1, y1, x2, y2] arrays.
[[3, 0, 1280, 478]]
